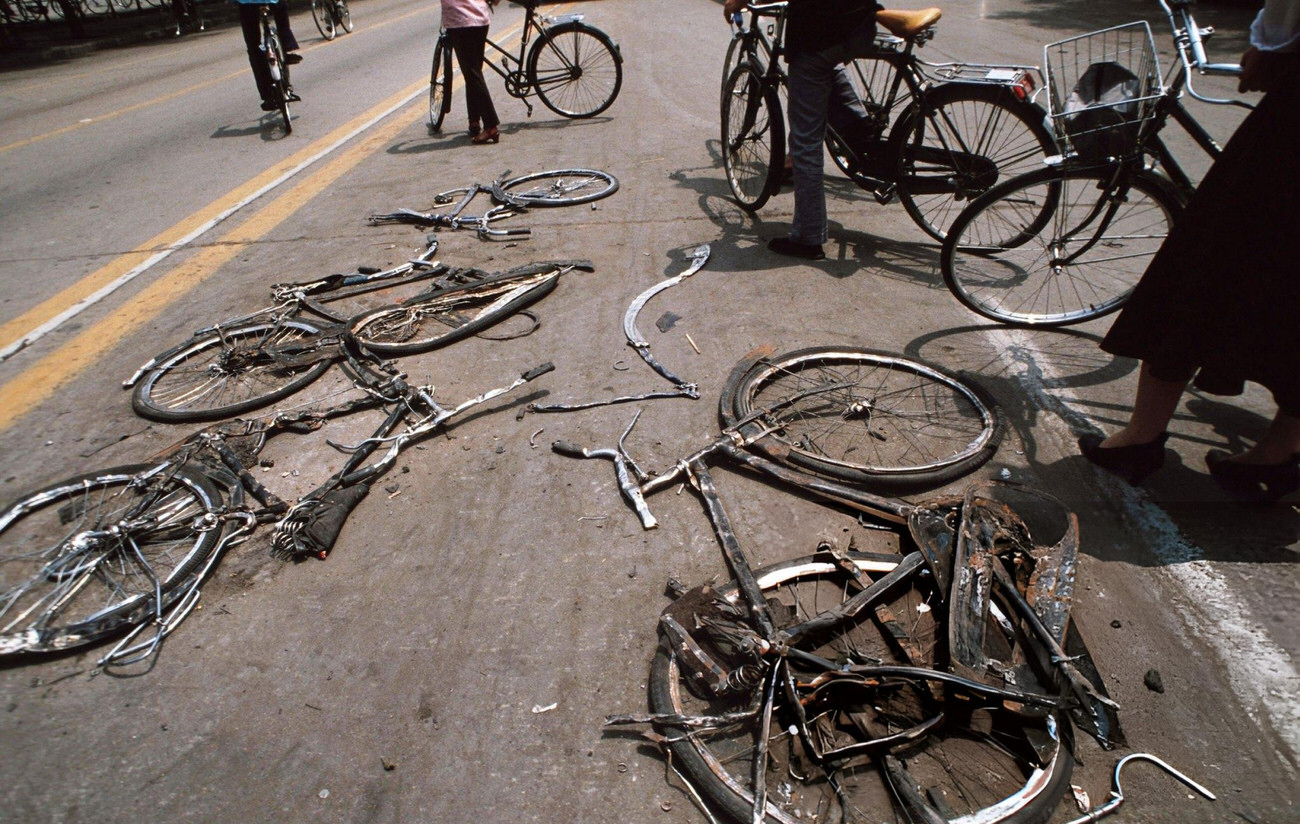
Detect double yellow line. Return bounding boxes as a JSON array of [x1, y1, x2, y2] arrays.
[[0, 11, 548, 433]]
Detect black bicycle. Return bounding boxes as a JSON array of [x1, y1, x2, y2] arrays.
[[427, 0, 622, 133], [722, 2, 1056, 241], [310, 0, 352, 40], [257, 3, 297, 132]]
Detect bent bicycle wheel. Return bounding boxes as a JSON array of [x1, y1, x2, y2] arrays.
[[721, 62, 784, 212], [942, 166, 1183, 327], [892, 83, 1057, 241], [527, 21, 622, 118], [350, 269, 561, 356], [497, 169, 618, 207], [648, 553, 1075, 824], [0, 464, 222, 657], [720, 346, 1002, 487], [132, 320, 334, 423]]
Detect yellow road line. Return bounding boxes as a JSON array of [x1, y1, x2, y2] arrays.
[[0, 14, 547, 432], [0, 2, 438, 155]]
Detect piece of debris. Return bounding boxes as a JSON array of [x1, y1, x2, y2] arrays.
[[381, 757, 396, 772], [384, 484, 400, 494], [531, 702, 558, 714], [617, 763, 629, 774], [1144, 669, 1165, 693], [1072, 784, 1092, 812], [655, 311, 681, 333], [530, 428, 544, 448], [660, 801, 673, 812], [685, 333, 701, 354], [1111, 619, 1123, 629], [318, 789, 330, 799], [494, 445, 505, 454]]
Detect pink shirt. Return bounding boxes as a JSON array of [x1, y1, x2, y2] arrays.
[[441, 0, 491, 29]]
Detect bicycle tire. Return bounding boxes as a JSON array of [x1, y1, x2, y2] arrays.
[[526, 21, 622, 118], [721, 62, 784, 212], [337, 0, 353, 33], [891, 83, 1057, 241], [132, 320, 334, 423], [497, 169, 618, 207], [428, 36, 451, 134], [0, 464, 222, 657], [648, 553, 1076, 824], [267, 29, 292, 133], [311, 0, 335, 40], [720, 346, 1002, 488], [942, 166, 1184, 327], [350, 269, 562, 356], [720, 32, 748, 109]]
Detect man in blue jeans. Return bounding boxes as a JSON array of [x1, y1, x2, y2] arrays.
[[724, 0, 881, 260]]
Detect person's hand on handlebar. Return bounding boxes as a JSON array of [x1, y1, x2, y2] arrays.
[[723, 0, 746, 22]]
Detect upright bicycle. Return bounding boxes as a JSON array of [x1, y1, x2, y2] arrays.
[[721, 2, 1057, 240], [257, 3, 298, 132], [427, 0, 622, 133], [311, 0, 352, 40], [939, 0, 1251, 327]]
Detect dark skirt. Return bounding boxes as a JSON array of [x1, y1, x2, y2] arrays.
[[1100, 73, 1300, 416]]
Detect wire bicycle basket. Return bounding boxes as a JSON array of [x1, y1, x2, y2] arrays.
[[1045, 21, 1165, 161]]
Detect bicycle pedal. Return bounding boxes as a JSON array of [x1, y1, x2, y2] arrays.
[[872, 183, 896, 204]]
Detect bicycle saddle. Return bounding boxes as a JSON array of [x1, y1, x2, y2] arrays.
[[876, 7, 941, 38]]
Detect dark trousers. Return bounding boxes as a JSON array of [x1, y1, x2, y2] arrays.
[[446, 25, 500, 130], [240, 2, 299, 103]]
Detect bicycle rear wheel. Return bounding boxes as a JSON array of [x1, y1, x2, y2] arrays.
[[721, 62, 784, 212], [266, 29, 292, 133], [350, 268, 561, 356], [497, 169, 618, 207], [428, 36, 451, 133], [720, 346, 1002, 488], [132, 320, 334, 422], [311, 0, 336, 40], [942, 166, 1183, 327], [648, 553, 1075, 824], [893, 84, 1057, 241], [527, 21, 622, 118], [0, 465, 221, 657]]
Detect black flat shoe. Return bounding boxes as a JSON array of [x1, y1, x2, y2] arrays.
[[1078, 432, 1169, 485], [1205, 450, 1300, 503]]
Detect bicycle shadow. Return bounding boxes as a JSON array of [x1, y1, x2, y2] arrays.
[[210, 117, 293, 142], [385, 116, 613, 155], [668, 140, 945, 284], [902, 325, 1297, 564]]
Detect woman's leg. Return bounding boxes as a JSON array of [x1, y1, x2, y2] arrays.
[[1100, 362, 1189, 448], [448, 26, 499, 130], [240, 5, 275, 103], [1228, 412, 1300, 465]]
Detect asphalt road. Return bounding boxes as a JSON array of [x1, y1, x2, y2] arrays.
[[0, 0, 1295, 822]]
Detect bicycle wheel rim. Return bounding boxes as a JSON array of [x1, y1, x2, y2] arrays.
[[351, 270, 560, 355], [528, 23, 622, 118], [132, 320, 333, 422], [311, 0, 335, 40], [338, 0, 352, 32], [428, 39, 449, 133], [721, 63, 783, 212], [648, 553, 1073, 824], [0, 465, 221, 656], [721, 347, 1001, 487], [943, 168, 1181, 327], [498, 169, 618, 207], [894, 85, 1056, 241]]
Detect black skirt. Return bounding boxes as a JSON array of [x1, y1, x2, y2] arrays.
[[1100, 73, 1300, 415]]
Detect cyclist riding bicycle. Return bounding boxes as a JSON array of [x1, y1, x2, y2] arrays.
[[232, 0, 304, 112]]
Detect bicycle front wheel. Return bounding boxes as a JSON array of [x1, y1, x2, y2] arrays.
[[132, 320, 334, 422], [527, 22, 622, 118], [648, 553, 1075, 824], [892, 84, 1057, 241], [350, 269, 562, 356], [497, 169, 618, 207], [428, 37, 451, 133], [942, 166, 1184, 327], [337, 0, 353, 33], [720, 346, 1002, 487], [721, 62, 784, 212], [0, 465, 222, 656], [311, 0, 336, 40]]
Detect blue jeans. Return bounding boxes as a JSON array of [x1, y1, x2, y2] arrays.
[[786, 24, 877, 245]]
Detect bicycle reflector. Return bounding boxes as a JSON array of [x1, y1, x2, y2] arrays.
[[1014, 71, 1037, 102]]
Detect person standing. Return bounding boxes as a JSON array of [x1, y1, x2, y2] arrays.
[[441, 0, 503, 144], [1078, 0, 1300, 503], [724, 0, 882, 260]]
